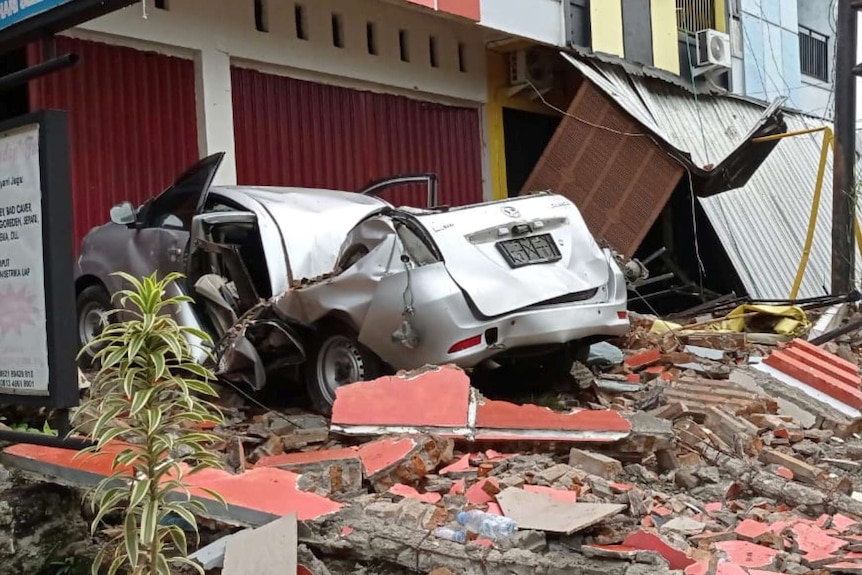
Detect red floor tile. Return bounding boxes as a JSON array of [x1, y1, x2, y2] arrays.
[[714, 540, 779, 569], [331, 365, 471, 427], [623, 530, 695, 570], [356, 437, 417, 477], [475, 399, 632, 433], [465, 478, 500, 505]]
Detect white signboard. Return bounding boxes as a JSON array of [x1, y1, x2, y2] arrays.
[[0, 123, 48, 395]]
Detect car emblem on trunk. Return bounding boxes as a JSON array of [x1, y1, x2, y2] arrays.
[[501, 206, 521, 218]]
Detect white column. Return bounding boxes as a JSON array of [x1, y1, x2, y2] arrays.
[[194, 47, 237, 185]]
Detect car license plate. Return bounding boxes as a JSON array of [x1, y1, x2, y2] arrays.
[[496, 234, 561, 268]]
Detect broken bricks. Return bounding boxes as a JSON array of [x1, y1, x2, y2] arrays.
[[256, 435, 453, 496]]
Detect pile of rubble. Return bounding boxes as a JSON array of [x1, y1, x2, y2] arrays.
[[166, 306, 862, 574], [9, 305, 862, 574]]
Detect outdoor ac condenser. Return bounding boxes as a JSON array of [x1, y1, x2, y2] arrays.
[[696, 29, 732, 69], [509, 48, 554, 90]]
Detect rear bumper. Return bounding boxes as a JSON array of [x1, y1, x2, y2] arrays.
[[372, 258, 630, 370], [444, 299, 630, 368]]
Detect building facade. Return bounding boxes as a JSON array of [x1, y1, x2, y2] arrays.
[[675, 0, 835, 117]]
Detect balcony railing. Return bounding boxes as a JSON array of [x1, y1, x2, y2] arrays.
[[799, 26, 829, 82], [676, 0, 716, 33]]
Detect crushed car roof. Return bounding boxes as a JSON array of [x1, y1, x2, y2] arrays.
[[213, 186, 388, 281]]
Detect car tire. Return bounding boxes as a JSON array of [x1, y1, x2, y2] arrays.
[[76, 285, 111, 368], [304, 322, 383, 416]]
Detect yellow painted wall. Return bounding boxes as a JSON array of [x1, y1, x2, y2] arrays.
[[714, 0, 726, 32], [651, 0, 680, 74], [590, 0, 625, 57], [485, 50, 563, 200]]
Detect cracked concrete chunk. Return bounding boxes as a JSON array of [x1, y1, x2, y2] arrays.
[[496, 487, 625, 535], [223, 514, 297, 575]]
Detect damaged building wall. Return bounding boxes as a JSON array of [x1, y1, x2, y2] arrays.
[[520, 80, 684, 257]]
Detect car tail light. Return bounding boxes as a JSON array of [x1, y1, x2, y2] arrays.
[[617, 311, 628, 320], [448, 334, 482, 354]]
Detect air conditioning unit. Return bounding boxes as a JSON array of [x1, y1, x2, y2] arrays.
[[509, 48, 554, 90], [696, 29, 731, 69]]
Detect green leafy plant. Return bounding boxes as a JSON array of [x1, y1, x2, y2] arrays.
[[74, 272, 225, 575], [9, 420, 57, 435]]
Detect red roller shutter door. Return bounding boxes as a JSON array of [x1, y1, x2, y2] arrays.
[[28, 37, 199, 251], [231, 67, 483, 207]]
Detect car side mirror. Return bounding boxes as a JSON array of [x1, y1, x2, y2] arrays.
[[110, 201, 137, 227]]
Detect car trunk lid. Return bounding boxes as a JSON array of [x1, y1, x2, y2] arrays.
[[412, 194, 610, 318]]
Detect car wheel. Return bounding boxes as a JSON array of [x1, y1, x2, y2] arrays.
[[76, 285, 111, 368], [304, 323, 382, 416]]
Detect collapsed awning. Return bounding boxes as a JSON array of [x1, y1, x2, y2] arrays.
[[527, 53, 853, 300], [521, 53, 787, 257]]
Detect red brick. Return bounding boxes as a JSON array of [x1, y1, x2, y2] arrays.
[[790, 339, 859, 377], [331, 365, 471, 427], [625, 348, 662, 370], [644, 365, 666, 377], [623, 530, 695, 570], [764, 351, 862, 409], [714, 541, 779, 569], [783, 346, 860, 389]]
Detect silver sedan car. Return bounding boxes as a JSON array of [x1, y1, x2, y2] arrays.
[[75, 153, 629, 413]]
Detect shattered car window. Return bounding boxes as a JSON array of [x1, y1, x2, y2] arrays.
[[396, 222, 437, 266]]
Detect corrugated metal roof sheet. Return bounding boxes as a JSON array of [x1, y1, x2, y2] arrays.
[[574, 59, 847, 300], [28, 37, 199, 253]]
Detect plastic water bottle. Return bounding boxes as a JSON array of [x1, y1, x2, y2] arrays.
[[456, 510, 517, 540], [433, 527, 467, 543]]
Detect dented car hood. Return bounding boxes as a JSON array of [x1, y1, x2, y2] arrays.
[[415, 194, 610, 317]]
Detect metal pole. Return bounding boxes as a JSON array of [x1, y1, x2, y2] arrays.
[[832, 0, 858, 294], [0, 53, 78, 94]]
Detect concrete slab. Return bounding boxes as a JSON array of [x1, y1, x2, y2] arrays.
[[189, 528, 253, 570], [496, 487, 624, 535], [223, 513, 297, 575], [2, 443, 342, 526]]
